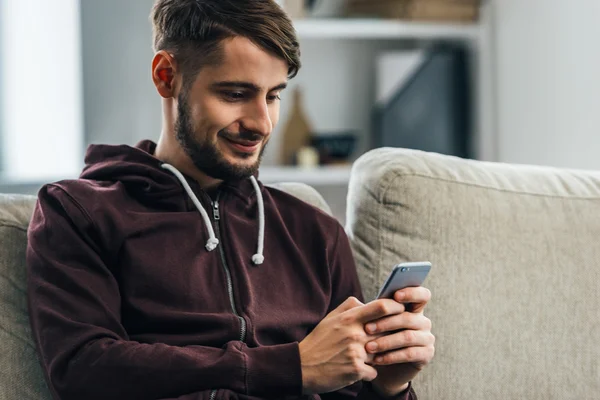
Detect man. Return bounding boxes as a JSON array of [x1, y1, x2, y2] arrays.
[[26, 1, 434, 399]]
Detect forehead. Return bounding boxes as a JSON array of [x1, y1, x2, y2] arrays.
[[197, 36, 289, 88]]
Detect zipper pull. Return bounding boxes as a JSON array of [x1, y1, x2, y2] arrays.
[[213, 201, 221, 221]]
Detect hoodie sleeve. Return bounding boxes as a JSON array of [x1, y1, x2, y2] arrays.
[[322, 225, 418, 400], [27, 184, 302, 400]]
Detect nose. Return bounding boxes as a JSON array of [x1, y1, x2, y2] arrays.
[[241, 99, 272, 137]]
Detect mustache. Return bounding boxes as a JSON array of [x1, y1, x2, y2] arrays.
[[218, 129, 263, 142]]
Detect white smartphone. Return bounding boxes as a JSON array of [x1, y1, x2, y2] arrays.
[[375, 261, 431, 299]]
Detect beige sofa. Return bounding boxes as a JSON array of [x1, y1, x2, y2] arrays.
[[2, 148, 600, 399]]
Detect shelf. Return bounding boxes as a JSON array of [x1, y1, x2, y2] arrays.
[[293, 18, 480, 41], [0, 176, 49, 195], [259, 165, 352, 185]]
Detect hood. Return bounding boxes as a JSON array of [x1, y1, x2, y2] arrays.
[[79, 140, 266, 265], [81, 140, 260, 200], [81, 140, 189, 198]]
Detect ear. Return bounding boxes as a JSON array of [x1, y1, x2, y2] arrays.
[[152, 51, 179, 99]]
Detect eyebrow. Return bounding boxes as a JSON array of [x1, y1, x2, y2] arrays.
[[211, 81, 288, 92]]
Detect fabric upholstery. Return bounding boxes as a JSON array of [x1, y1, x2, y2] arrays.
[[347, 148, 600, 399], [0, 194, 52, 399], [268, 182, 332, 216]]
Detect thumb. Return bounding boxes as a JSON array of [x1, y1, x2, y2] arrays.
[[361, 363, 379, 382], [328, 296, 364, 317]]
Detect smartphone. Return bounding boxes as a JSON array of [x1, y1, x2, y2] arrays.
[[375, 261, 431, 299]]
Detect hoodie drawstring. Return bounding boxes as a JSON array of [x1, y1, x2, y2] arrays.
[[160, 164, 219, 251], [160, 164, 265, 265], [249, 176, 265, 265]]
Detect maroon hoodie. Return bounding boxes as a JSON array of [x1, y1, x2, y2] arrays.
[[27, 141, 416, 400]]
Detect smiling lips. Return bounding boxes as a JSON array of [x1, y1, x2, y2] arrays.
[[223, 136, 262, 153]]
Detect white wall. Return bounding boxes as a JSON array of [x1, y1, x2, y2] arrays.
[[0, 0, 83, 180], [494, 0, 600, 170], [0, 0, 156, 194], [81, 0, 160, 147]]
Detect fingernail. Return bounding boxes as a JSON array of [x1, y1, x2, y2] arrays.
[[374, 356, 384, 363], [367, 342, 378, 352], [366, 323, 377, 333], [396, 292, 406, 301]]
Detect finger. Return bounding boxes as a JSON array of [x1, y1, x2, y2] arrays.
[[365, 312, 431, 335], [394, 286, 431, 304], [347, 299, 404, 324], [372, 345, 435, 366], [365, 350, 376, 364], [329, 296, 364, 316], [366, 329, 435, 354], [360, 363, 379, 382], [394, 287, 431, 312]]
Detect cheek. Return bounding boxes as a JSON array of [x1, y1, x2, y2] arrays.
[[190, 98, 238, 136]]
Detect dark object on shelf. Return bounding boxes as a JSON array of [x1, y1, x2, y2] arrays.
[[373, 44, 472, 159], [311, 133, 357, 165], [306, 0, 319, 10]]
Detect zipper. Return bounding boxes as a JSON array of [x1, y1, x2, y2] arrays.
[[212, 192, 247, 342], [209, 192, 247, 400]]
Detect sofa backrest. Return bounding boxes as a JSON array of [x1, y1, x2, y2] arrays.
[[0, 194, 52, 399], [347, 148, 600, 399]]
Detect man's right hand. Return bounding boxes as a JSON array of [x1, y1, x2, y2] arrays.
[[298, 297, 405, 395]]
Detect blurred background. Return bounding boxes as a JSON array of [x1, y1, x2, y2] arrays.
[[1, 0, 600, 221]]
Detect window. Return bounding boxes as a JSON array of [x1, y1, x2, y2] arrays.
[[0, 0, 83, 182]]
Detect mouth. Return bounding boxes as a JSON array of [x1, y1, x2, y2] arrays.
[[221, 136, 262, 154]]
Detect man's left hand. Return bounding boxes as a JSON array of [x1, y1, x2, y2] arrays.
[[364, 287, 435, 397]]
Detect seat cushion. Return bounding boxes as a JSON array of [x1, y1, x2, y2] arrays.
[[347, 148, 600, 399], [0, 194, 52, 399]]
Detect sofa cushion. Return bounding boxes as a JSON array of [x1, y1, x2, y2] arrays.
[[347, 148, 600, 399], [0, 194, 52, 399], [268, 182, 332, 215]]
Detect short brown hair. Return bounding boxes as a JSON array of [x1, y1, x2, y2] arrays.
[[150, 0, 301, 86]]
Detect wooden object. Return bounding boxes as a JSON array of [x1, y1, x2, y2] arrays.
[[281, 0, 307, 19], [346, 0, 480, 22], [407, 1, 479, 22], [279, 87, 313, 165]]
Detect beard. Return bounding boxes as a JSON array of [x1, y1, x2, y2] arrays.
[[174, 92, 267, 181]]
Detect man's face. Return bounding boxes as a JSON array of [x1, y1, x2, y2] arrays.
[[175, 36, 289, 181]]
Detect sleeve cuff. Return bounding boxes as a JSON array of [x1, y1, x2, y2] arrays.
[[360, 381, 416, 400], [242, 342, 303, 397]]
